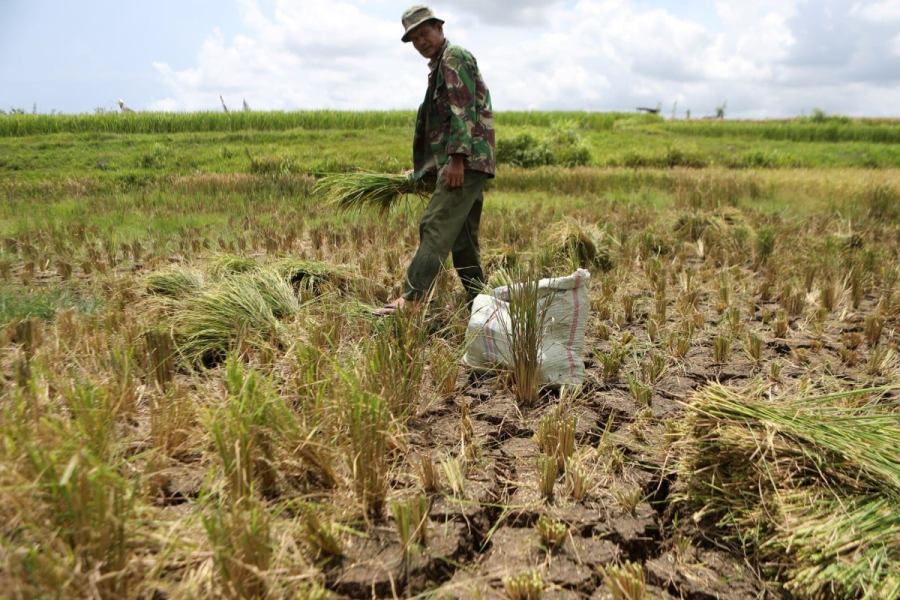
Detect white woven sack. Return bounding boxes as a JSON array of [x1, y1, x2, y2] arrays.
[[463, 269, 590, 386]]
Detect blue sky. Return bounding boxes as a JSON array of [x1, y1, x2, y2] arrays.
[[1, 0, 248, 112], [2, 1, 899, 117]]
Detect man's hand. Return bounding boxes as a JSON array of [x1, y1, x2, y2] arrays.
[[444, 154, 465, 189]]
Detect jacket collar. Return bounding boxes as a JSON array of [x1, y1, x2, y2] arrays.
[[428, 39, 450, 72]]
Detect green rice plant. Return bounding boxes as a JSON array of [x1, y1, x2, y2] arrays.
[[641, 352, 667, 385], [429, 338, 461, 397], [299, 504, 343, 565], [341, 378, 390, 519], [503, 569, 544, 600], [713, 335, 731, 364], [754, 226, 776, 268], [417, 452, 440, 494], [614, 487, 643, 516], [391, 495, 429, 557], [362, 309, 428, 421], [497, 133, 554, 168], [1, 393, 135, 597], [502, 269, 555, 406], [600, 345, 627, 381], [769, 360, 783, 382], [315, 171, 423, 213], [565, 454, 591, 501], [23, 448, 135, 596], [142, 327, 176, 389], [537, 454, 559, 502], [210, 357, 283, 501], [865, 314, 884, 347], [601, 561, 646, 600], [145, 266, 204, 298], [202, 494, 272, 599], [149, 386, 194, 459], [61, 383, 121, 462], [535, 515, 568, 551], [866, 347, 896, 378], [441, 455, 466, 498], [626, 375, 652, 407], [534, 403, 577, 471], [667, 330, 691, 360], [247, 268, 301, 319], [773, 310, 789, 338], [742, 333, 764, 367]]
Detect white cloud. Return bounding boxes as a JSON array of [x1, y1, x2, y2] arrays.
[[431, 0, 567, 25], [152, 0, 900, 117]]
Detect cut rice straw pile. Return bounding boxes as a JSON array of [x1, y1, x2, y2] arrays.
[[314, 172, 424, 212], [674, 383, 899, 599]]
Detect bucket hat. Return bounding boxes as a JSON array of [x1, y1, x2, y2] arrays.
[[401, 5, 444, 42]]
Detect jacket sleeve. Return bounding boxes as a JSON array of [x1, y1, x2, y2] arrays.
[[441, 48, 477, 157]]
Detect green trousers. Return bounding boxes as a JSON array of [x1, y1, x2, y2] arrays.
[[403, 170, 488, 303]]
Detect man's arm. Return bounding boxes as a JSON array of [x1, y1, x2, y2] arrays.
[[442, 49, 478, 188]]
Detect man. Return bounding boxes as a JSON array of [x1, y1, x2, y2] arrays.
[[376, 5, 495, 315]]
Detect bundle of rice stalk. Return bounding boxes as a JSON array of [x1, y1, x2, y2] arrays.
[[674, 383, 899, 599], [272, 258, 357, 294], [247, 268, 301, 319], [545, 219, 613, 272], [314, 171, 423, 213], [171, 269, 299, 364], [207, 254, 259, 279], [771, 491, 899, 598], [145, 266, 205, 298]]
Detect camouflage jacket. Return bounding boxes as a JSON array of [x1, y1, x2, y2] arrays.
[[413, 40, 495, 181]]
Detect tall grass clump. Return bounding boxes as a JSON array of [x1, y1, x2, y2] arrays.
[[315, 172, 424, 213], [674, 383, 900, 598]]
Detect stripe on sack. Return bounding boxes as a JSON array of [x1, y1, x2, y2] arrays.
[[565, 272, 582, 376]]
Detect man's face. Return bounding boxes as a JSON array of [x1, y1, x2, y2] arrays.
[[408, 21, 445, 60]]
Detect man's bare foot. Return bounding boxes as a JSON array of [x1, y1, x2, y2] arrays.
[[372, 296, 420, 317]]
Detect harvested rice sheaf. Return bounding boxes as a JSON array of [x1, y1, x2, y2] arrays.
[[145, 266, 205, 298], [314, 171, 424, 212], [271, 258, 357, 293], [545, 219, 614, 272], [675, 384, 900, 599]]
